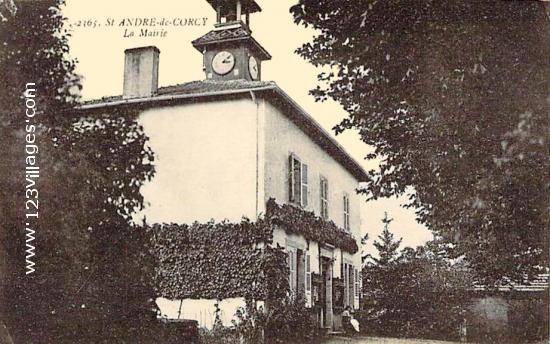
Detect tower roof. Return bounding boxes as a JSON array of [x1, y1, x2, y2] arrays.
[[206, 0, 262, 14], [191, 25, 271, 61]]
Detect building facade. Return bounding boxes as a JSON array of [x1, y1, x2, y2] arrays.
[[80, 0, 366, 331]]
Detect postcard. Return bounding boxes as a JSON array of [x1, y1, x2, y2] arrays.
[[1, 1, 548, 343]]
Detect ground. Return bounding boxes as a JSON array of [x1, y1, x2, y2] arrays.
[[322, 336, 463, 344]]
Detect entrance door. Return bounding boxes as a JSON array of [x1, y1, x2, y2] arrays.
[[320, 257, 333, 329]]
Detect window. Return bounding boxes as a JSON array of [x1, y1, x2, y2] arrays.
[[342, 262, 352, 308], [343, 262, 358, 309], [288, 247, 298, 294], [320, 177, 329, 220], [358, 270, 363, 304], [305, 254, 312, 307], [348, 265, 354, 307], [355, 268, 360, 299], [343, 194, 350, 231], [301, 164, 308, 207], [289, 154, 308, 207]]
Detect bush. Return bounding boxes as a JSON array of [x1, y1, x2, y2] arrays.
[[261, 296, 319, 344], [199, 327, 240, 344], [198, 297, 320, 344]]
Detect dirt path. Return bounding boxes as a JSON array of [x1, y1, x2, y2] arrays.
[[322, 336, 463, 344]]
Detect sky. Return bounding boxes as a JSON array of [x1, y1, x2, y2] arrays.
[[62, 0, 433, 253]]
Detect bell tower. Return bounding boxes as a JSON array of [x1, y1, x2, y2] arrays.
[[192, 0, 271, 81]]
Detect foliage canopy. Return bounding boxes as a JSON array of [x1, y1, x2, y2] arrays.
[[0, 1, 156, 342], [291, 0, 550, 283], [362, 215, 472, 340]]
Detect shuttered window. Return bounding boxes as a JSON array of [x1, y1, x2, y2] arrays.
[[343, 194, 350, 231], [349, 265, 354, 307], [305, 254, 312, 307], [289, 154, 307, 207], [301, 164, 308, 207], [343, 263, 349, 307], [320, 177, 329, 220], [354, 268, 360, 309], [355, 269, 360, 298], [342, 263, 352, 308], [288, 248, 298, 295]]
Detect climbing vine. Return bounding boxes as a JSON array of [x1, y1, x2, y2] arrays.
[[150, 218, 281, 300], [150, 199, 359, 300], [266, 198, 359, 253]]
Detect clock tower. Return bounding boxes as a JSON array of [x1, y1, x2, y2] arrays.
[[192, 0, 271, 81]]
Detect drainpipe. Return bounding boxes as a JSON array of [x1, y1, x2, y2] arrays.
[[250, 90, 260, 219]]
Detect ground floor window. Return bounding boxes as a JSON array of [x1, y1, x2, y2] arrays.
[[288, 247, 298, 294], [342, 262, 358, 309], [305, 253, 312, 307], [287, 246, 313, 307]]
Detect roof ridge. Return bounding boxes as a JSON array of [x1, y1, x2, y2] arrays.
[[80, 79, 277, 105], [158, 79, 274, 87]]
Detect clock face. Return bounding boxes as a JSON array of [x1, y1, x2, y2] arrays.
[[212, 51, 235, 75], [248, 56, 259, 80]]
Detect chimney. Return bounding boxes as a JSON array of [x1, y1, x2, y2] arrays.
[[123, 46, 160, 99]]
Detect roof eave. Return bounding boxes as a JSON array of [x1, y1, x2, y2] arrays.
[[77, 85, 277, 111], [267, 86, 367, 182], [205, 0, 262, 13]]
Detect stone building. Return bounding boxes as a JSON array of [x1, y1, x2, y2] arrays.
[[80, 0, 365, 331]]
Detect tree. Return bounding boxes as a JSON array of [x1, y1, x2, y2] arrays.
[[362, 216, 472, 340], [361, 213, 404, 330], [291, 0, 550, 284], [1, 1, 81, 341], [0, 1, 156, 343], [401, 240, 474, 341], [371, 212, 402, 266]]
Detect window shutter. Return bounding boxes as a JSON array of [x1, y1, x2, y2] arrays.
[[320, 178, 329, 219], [343, 195, 350, 231], [343, 196, 346, 229], [286, 248, 292, 290], [289, 155, 302, 206], [349, 265, 354, 307], [288, 155, 294, 202], [359, 270, 363, 305], [324, 180, 328, 209], [343, 263, 348, 307], [325, 180, 329, 218], [347, 197, 350, 229], [288, 249, 297, 295], [293, 160, 301, 206], [354, 268, 360, 309], [320, 178, 324, 218], [301, 164, 308, 207], [293, 250, 297, 294], [305, 254, 312, 307], [288, 155, 295, 203]]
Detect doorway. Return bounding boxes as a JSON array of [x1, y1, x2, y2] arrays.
[[320, 257, 333, 329]]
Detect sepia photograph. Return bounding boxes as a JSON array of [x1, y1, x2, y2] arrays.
[[0, 0, 549, 343]]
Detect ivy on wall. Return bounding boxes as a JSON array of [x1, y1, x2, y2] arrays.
[[150, 199, 358, 300], [150, 219, 283, 300], [266, 198, 359, 254]]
